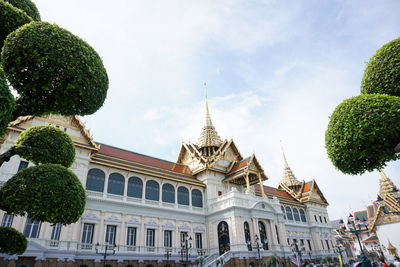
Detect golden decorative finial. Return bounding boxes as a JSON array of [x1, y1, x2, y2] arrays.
[[279, 141, 301, 188], [280, 140, 289, 168], [204, 82, 212, 126]]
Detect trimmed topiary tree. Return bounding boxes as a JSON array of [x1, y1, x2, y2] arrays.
[[0, 164, 86, 224], [0, 0, 109, 256], [0, 67, 15, 136], [361, 38, 400, 97], [14, 125, 75, 167], [0, 1, 32, 49], [0, 226, 28, 255], [326, 94, 400, 174], [2, 22, 109, 118], [326, 38, 400, 175], [4, 0, 41, 21]]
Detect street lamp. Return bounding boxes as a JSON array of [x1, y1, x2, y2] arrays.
[[95, 242, 116, 267], [180, 235, 192, 267], [334, 245, 345, 267], [290, 239, 305, 267], [347, 214, 372, 267], [246, 235, 262, 267], [164, 248, 172, 267]]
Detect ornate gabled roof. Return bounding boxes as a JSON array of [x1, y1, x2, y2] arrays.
[[197, 99, 222, 148], [7, 115, 99, 150], [279, 151, 302, 188], [379, 170, 397, 198], [224, 154, 268, 185]]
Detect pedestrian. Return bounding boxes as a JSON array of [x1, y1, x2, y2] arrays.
[[393, 257, 400, 267], [380, 259, 389, 267]]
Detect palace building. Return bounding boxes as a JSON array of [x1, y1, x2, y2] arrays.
[[0, 101, 335, 267]]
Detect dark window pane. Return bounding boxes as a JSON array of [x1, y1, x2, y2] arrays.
[[286, 207, 293, 220], [86, 168, 105, 192], [178, 186, 189, 206], [51, 224, 62, 240], [18, 161, 29, 171], [108, 173, 125, 195], [162, 183, 175, 203], [300, 209, 307, 222], [293, 208, 300, 222], [128, 177, 143, 198], [81, 223, 94, 243], [145, 180, 159, 201], [192, 189, 203, 207]]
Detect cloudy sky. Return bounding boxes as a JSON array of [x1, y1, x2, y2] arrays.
[[34, 0, 400, 219]]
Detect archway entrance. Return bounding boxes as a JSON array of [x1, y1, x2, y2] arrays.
[[258, 221, 268, 250], [218, 221, 230, 255]]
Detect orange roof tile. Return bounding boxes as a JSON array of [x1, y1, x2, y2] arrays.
[[229, 158, 249, 173], [254, 184, 298, 201]]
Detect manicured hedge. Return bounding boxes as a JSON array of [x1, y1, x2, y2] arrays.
[[325, 94, 400, 174], [0, 227, 27, 255], [0, 1, 32, 49], [5, 0, 41, 21], [15, 125, 75, 167], [1, 22, 109, 117], [0, 67, 15, 136], [0, 164, 86, 224], [361, 38, 400, 97]]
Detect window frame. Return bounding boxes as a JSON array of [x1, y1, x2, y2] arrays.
[[81, 223, 94, 244], [105, 225, 117, 245], [1, 214, 14, 227], [127, 227, 137, 246]]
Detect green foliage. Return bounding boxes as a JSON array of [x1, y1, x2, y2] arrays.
[[0, 68, 15, 136], [5, 0, 41, 21], [266, 256, 278, 267], [325, 94, 400, 174], [0, 226, 27, 255], [0, 164, 86, 224], [361, 38, 400, 97], [15, 125, 75, 167], [0, 1, 32, 50], [1, 22, 109, 117]]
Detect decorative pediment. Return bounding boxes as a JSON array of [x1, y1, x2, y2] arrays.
[[178, 223, 190, 230], [146, 220, 158, 227], [163, 221, 175, 230], [126, 217, 140, 226], [193, 225, 205, 233], [81, 212, 100, 223], [105, 215, 121, 224], [9, 115, 99, 150]]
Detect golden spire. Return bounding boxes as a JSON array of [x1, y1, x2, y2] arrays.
[[379, 170, 396, 198], [280, 145, 301, 187], [197, 84, 222, 148]]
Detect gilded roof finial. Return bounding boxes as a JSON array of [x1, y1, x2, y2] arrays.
[[378, 170, 396, 198], [279, 142, 301, 188], [197, 83, 222, 148]]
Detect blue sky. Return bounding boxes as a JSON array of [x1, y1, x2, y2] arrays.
[[34, 0, 400, 219]]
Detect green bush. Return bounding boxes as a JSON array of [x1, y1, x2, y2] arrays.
[[0, 164, 86, 224], [361, 38, 400, 97], [1, 22, 109, 117], [15, 125, 75, 167], [5, 0, 41, 21], [0, 68, 15, 136], [0, 226, 27, 255], [325, 94, 400, 174], [0, 1, 32, 50], [266, 256, 278, 267]]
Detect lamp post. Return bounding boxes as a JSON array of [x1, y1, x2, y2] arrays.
[[290, 239, 305, 267], [164, 248, 172, 267], [95, 242, 116, 267], [180, 235, 192, 267], [347, 214, 372, 267], [334, 245, 345, 267], [246, 235, 262, 267]]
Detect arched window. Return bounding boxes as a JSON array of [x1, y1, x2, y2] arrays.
[[127, 177, 143, 198], [107, 173, 125, 195], [145, 180, 159, 201], [162, 183, 175, 203], [300, 209, 307, 222], [258, 221, 268, 250], [191, 189, 203, 208], [178, 186, 189, 205], [281, 205, 286, 219], [86, 168, 105, 192], [293, 208, 301, 222], [217, 221, 230, 255], [244, 221, 252, 251], [285, 206, 293, 221]]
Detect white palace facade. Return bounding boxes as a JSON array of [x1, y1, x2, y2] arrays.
[[0, 103, 335, 267]]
